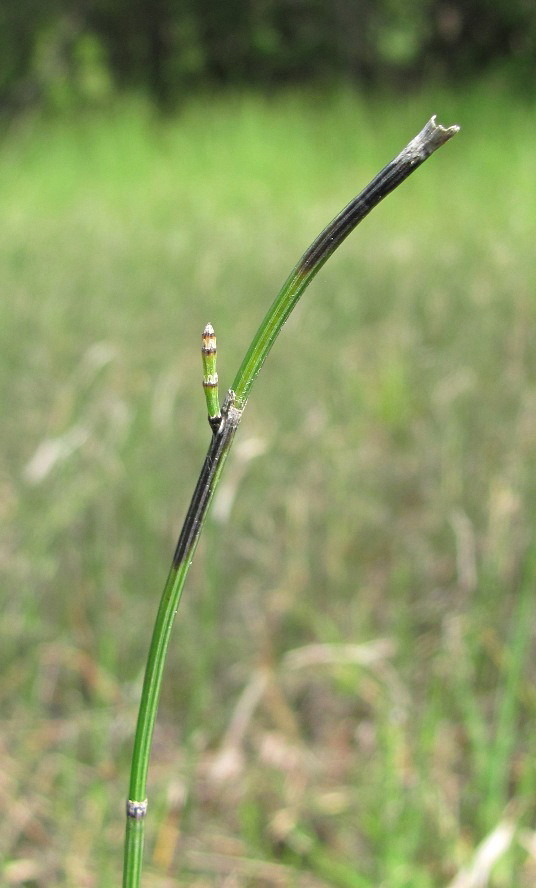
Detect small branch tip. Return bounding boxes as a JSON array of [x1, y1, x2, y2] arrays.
[[202, 323, 221, 426]]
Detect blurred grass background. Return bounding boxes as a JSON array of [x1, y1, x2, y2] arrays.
[[2, 78, 536, 886]]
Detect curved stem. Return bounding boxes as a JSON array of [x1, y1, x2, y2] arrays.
[[231, 116, 459, 409], [122, 115, 459, 888]]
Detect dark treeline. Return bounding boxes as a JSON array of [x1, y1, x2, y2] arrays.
[[1, 0, 535, 110]]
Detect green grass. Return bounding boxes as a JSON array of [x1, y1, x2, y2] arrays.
[[1, 80, 536, 886]]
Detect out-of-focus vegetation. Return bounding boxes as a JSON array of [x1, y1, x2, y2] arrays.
[[1, 82, 536, 886], [1, 0, 535, 111]]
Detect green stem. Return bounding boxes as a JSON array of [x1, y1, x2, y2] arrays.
[[122, 116, 459, 888], [123, 392, 241, 887]]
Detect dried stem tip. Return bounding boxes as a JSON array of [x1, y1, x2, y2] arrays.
[[398, 116, 460, 164]]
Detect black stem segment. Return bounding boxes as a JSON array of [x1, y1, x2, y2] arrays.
[[172, 391, 241, 567], [298, 116, 458, 277], [231, 116, 459, 410]]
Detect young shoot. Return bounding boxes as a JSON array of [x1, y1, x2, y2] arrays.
[[201, 322, 222, 432]]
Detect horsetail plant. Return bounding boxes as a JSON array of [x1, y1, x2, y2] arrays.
[[122, 115, 459, 887]]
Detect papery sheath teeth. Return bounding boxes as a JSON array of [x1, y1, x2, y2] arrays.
[[203, 373, 219, 388]]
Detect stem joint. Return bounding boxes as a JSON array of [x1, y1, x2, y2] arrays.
[[126, 799, 148, 820]]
